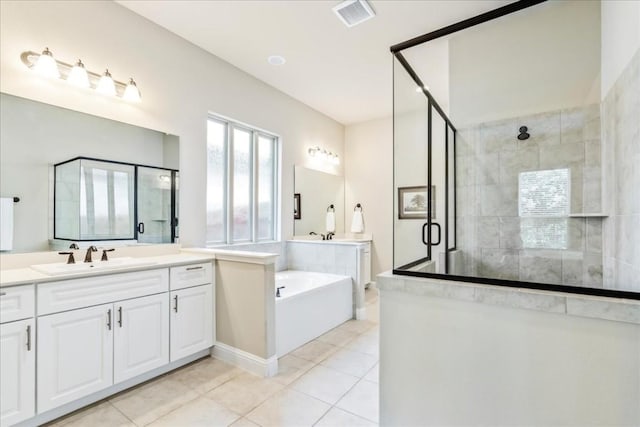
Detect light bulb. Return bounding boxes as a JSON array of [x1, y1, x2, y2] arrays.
[[96, 69, 116, 96], [123, 78, 141, 102], [67, 59, 90, 88], [33, 47, 60, 79]]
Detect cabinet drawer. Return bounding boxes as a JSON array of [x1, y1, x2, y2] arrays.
[[170, 263, 212, 290], [38, 269, 169, 315], [0, 285, 35, 323]]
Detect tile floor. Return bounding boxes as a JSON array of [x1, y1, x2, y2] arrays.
[[48, 288, 380, 427]]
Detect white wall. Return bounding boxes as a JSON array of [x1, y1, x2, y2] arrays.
[[0, 0, 344, 249], [344, 117, 393, 277], [601, 0, 640, 99], [380, 287, 640, 426]]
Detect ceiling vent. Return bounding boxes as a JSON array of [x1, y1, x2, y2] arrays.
[[333, 0, 376, 28]]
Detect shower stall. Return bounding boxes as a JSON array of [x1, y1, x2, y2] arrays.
[[391, 0, 640, 299]]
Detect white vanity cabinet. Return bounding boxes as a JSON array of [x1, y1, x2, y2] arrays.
[[37, 303, 114, 413], [169, 263, 214, 361], [170, 284, 213, 361], [36, 269, 170, 413], [0, 318, 35, 426], [113, 293, 169, 383], [0, 284, 36, 426], [356, 243, 372, 286]]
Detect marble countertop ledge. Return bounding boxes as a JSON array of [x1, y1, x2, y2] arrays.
[[377, 271, 640, 325], [183, 248, 279, 265]]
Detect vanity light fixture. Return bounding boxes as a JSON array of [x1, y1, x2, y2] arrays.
[[308, 146, 340, 165], [20, 48, 142, 102], [67, 59, 90, 88], [96, 69, 117, 97], [33, 47, 60, 79]]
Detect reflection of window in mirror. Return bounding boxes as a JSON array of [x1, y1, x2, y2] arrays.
[[518, 169, 570, 249]]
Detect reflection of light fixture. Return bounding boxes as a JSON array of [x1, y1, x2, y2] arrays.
[[158, 175, 171, 183], [67, 59, 90, 88], [123, 78, 141, 102], [33, 47, 60, 79], [308, 146, 340, 165], [20, 47, 142, 102], [96, 69, 116, 97]]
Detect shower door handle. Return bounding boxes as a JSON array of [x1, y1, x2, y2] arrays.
[[422, 222, 441, 246]]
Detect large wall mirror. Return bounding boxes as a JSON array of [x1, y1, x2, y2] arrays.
[[0, 93, 179, 253], [293, 166, 344, 236], [392, 0, 639, 297]]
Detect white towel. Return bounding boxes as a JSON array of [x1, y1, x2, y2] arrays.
[[351, 211, 364, 233], [0, 198, 14, 251], [326, 211, 336, 233]]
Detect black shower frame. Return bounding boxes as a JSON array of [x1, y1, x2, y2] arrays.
[[53, 156, 179, 243], [390, 0, 640, 300]]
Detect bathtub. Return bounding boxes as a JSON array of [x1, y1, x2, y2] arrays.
[[275, 270, 353, 357]]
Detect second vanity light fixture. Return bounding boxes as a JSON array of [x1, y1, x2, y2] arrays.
[[308, 146, 340, 165], [21, 47, 141, 102]]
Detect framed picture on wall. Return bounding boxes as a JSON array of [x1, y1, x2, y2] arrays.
[[398, 186, 435, 219], [294, 193, 301, 220]]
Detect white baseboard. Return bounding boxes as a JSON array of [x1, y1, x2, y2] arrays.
[[212, 342, 278, 377], [356, 306, 367, 320]]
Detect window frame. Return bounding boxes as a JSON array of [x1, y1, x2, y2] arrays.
[[206, 114, 280, 246]]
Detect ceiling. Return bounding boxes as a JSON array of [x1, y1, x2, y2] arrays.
[[117, 0, 511, 125]]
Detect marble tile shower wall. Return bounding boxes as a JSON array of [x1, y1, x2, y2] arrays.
[[602, 49, 640, 290], [456, 104, 603, 286]]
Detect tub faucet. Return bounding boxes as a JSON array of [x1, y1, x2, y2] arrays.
[[320, 233, 326, 240], [327, 232, 335, 240], [84, 245, 98, 263], [309, 232, 317, 235], [276, 286, 285, 297], [69, 243, 79, 250]]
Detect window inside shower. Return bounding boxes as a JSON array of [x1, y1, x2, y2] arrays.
[[391, 1, 640, 298]]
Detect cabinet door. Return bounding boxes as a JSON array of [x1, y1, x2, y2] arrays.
[[0, 319, 35, 426], [170, 285, 213, 361], [114, 293, 169, 384], [38, 304, 113, 413]]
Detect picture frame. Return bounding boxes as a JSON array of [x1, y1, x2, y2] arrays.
[[294, 193, 301, 220], [398, 186, 435, 219]]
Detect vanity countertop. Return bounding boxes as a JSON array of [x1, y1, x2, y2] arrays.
[[0, 253, 214, 288]]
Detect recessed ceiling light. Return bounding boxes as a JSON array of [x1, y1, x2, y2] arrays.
[[267, 55, 286, 66]]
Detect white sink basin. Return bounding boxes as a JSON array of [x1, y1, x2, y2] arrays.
[[31, 257, 157, 276]]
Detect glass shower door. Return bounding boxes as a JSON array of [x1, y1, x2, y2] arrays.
[[136, 167, 174, 244], [393, 54, 457, 274]]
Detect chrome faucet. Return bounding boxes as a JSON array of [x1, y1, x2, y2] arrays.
[[84, 246, 98, 263]]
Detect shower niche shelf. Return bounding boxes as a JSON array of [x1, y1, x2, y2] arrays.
[[567, 213, 608, 218]]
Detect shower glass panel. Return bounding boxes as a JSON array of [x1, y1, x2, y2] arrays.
[[55, 158, 135, 241], [54, 157, 178, 243], [393, 55, 431, 272], [136, 167, 174, 244], [392, 0, 639, 299]]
